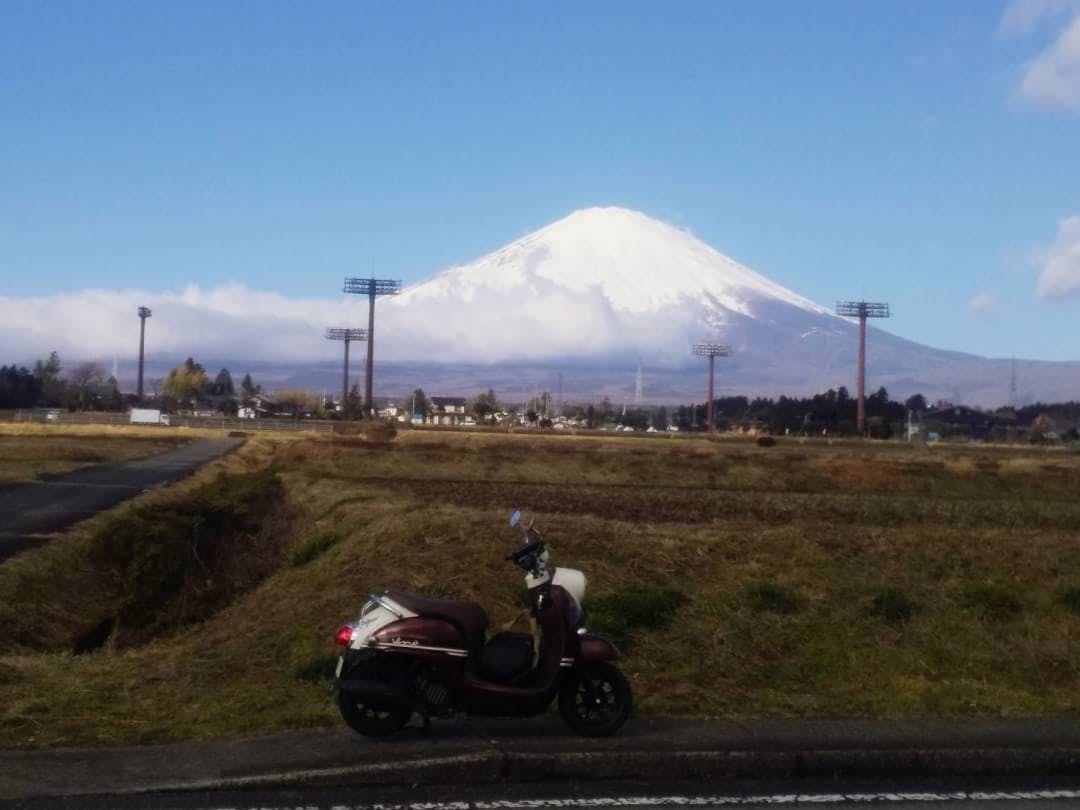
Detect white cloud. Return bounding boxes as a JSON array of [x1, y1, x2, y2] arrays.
[[0, 280, 699, 369], [1000, 0, 1080, 37], [0, 283, 354, 366], [1035, 215, 1080, 298], [969, 291, 999, 318], [1018, 16, 1080, 109], [1002, 0, 1080, 110]]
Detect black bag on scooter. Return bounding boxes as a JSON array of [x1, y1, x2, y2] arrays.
[[478, 632, 534, 683]]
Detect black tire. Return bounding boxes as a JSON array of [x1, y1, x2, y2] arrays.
[[558, 661, 632, 737], [336, 659, 413, 738]]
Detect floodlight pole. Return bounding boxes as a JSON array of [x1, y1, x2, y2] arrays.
[[344, 277, 401, 417], [136, 306, 152, 402], [692, 343, 731, 434], [836, 301, 891, 435], [325, 328, 368, 417], [707, 355, 715, 431]]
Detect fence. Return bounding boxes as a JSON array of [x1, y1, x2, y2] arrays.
[[4, 410, 339, 434]]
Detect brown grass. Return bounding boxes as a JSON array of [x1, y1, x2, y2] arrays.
[[2, 432, 1080, 749], [0, 430, 191, 484]]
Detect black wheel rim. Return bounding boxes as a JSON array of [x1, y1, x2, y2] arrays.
[[354, 702, 393, 721], [572, 674, 619, 724]]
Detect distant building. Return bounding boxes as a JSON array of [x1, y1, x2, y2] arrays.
[[922, 405, 1004, 440], [377, 403, 408, 423], [428, 396, 468, 426], [250, 393, 278, 417]]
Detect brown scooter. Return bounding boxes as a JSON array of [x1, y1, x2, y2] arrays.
[[332, 510, 631, 737]]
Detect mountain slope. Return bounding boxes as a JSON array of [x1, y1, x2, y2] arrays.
[[376, 207, 1078, 406], [398, 207, 830, 317]]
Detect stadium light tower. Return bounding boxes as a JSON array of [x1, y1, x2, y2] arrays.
[[136, 306, 152, 402], [325, 328, 368, 417], [344, 277, 401, 416], [692, 343, 731, 433], [836, 300, 891, 435]]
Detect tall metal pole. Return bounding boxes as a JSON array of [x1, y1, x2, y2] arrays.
[[707, 354, 715, 434], [325, 328, 367, 418], [857, 313, 867, 434], [366, 288, 376, 417], [692, 343, 730, 435], [343, 337, 351, 415], [137, 306, 151, 402], [344, 277, 400, 419], [836, 301, 890, 437]]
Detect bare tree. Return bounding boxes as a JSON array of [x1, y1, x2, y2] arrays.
[[67, 362, 106, 409]]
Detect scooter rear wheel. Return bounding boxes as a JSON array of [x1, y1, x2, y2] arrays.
[[337, 689, 412, 737], [336, 659, 413, 737], [558, 661, 631, 737]]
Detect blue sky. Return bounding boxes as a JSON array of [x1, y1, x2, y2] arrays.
[[2, 0, 1079, 360]]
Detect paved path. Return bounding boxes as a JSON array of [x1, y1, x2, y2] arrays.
[[6, 781, 1080, 810], [3, 717, 1080, 802], [0, 437, 244, 562]]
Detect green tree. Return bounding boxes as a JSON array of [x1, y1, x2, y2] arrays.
[[654, 406, 669, 431], [344, 384, 363, 418], [240, 373, 261, 404], [905, 393, 928, 413], [33, 351, 65, 406], [163, 359, 209, 405], [212, 368, 236, 396], [473, 389, 496, 423], [410, 388, 429, 418]]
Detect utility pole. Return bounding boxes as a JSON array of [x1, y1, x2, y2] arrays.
[[325, 328, 368, 417], [692, 343, 730, 434], [136, 306, 152, 402], [836, 301, 891, 435], [343, 277, 401, 417]]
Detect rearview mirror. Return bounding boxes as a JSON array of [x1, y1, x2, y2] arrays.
[[509, 509, 521, 528]]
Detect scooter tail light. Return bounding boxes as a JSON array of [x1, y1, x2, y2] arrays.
[[334, 624, 354, 647]]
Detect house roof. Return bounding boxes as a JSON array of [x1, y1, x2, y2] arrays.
[[431, 396, 467, 406]]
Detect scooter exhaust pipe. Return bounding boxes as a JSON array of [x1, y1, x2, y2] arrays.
[[336, 677, 414, 711]]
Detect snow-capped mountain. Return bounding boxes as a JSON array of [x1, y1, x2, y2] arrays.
[[396, 207, 830, 318], [384, 206, 837, 367], [12, 206, 1074, 406], [375, 207, 1076, 405]]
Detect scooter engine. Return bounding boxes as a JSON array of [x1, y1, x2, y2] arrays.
[[417, 675, 452, 713]]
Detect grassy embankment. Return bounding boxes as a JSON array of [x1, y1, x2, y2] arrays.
[[0, 425, 191, 484], [2, 429, 1080, 748]]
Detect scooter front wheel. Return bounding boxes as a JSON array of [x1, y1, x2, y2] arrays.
[[558, 661, 632, 737]]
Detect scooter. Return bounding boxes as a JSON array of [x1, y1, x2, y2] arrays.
[[332, 509, 631, 737]]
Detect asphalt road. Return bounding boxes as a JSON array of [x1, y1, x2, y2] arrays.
[[4, 778, 1080, 810], [0, 437, 244, 562]]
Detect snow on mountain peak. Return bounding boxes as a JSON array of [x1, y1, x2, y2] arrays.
[[397, 206, 830, 318]]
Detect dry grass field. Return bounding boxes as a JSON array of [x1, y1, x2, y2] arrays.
[[2, 428, 1079, 749], [0, 425, 192, 484]]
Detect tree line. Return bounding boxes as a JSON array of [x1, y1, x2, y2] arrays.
[[0, 352, 264, 414]]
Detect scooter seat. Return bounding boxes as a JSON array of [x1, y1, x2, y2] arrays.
[[386, 591, 489, 650]]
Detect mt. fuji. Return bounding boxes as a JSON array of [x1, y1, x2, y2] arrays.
[[372, 207, 1075, 405], [7, 207, 1073, 406]]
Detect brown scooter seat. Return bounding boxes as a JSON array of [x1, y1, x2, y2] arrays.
[[386, 591, 489, 650]]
